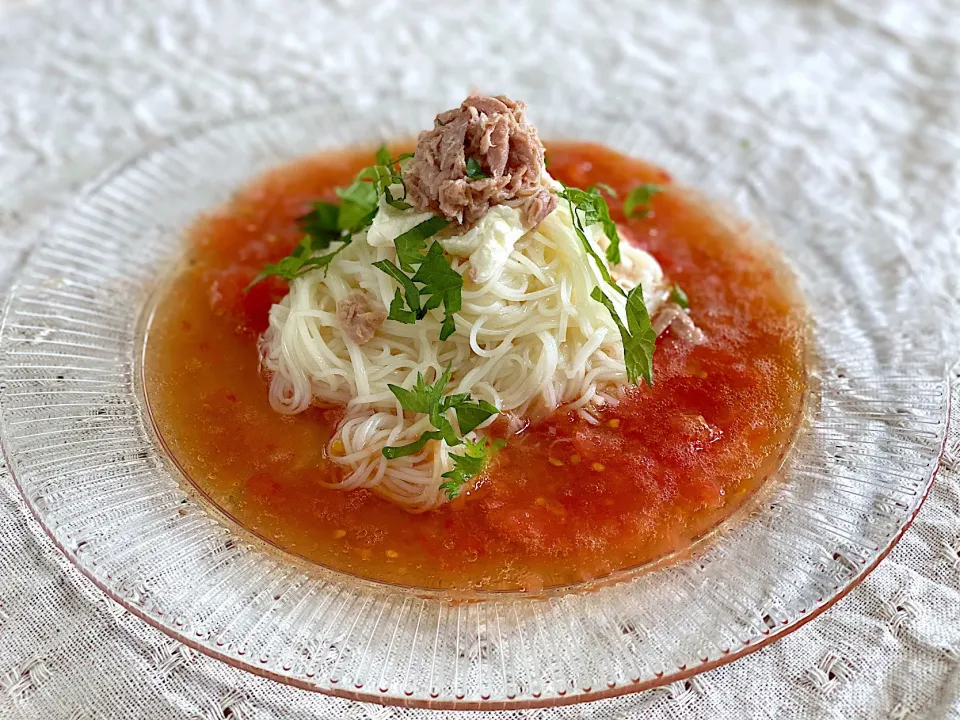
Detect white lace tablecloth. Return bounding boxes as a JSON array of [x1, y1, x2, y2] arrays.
[[1, 1, 959, 718]]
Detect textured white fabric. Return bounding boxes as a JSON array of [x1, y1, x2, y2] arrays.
[[0, 0, 959, 718]]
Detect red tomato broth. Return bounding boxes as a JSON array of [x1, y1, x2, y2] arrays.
[[144, 142, 808, 591]]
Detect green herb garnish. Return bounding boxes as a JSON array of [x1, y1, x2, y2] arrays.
[[372, 259, 421, 321], [559, 184, 623, 266], [669, 284, 689, 310], [244, 233, 353, 291], [558, 185, 625, 296], [411, 243, 462, 340], [394, 216, 450, 272], [386, 289, 416, 324], [591, 182, 617, 198], [246, 146, 415, 291], [591, 285, 656, 386], [380, 430, 444, 459], [374, 218, 461, 339], [335, 174, 380, 231], [465, 156, 489, 180], [297, 201, 341, 249], [623, 184, 663, 220], [382, 365, 500, 464], [388, 365, 452, 428], [380, 149, 415, 209], [384, 188, 412, 211], [440, 437, 505, 499]]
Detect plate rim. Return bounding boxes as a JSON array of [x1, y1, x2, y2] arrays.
[[0, 99, 952, 709]]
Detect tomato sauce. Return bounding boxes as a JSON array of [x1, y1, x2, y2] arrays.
[[144, 142, 808, 591]]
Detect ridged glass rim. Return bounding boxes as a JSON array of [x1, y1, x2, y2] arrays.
[[0, 96, 951, 709]]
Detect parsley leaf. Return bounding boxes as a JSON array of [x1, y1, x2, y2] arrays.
[[591, 182, 617, 198], [375, 147, 415, 209], [298, 202, 341, 249], [381, 430, 443, 460], [384, 187, 412, 210], [411, 243, 462, 338], [374, 218, 459, 338], [440, 314, 457, 342], [623, 184, 663, 220], [669, 284, 689, 310], [300, 238, 353, 272], [465, 156, 489, 180], [387, 289, 417, 324], [245, 255, 304, 289], [244, 234, 353, 291], [383, 365, 501, 461], [388, 365, 451, 415], [449, 397, 500, 435], [428, 409, 460, 447], [559, 184, 623, 265], [591, 284, 656, 386], [394, 216, 450, 272], [247, 146, 419, 292], [336, 176, 379, 231], [372, 259, 421, 319], [558, 186, 625, 296], [439, 437, 505, 499]]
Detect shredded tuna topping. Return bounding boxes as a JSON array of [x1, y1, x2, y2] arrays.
[[403, 94, 557, 231], [336, 290, 386, 345]]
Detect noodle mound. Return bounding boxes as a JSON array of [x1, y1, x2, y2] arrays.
[[259, 95, 687, 511], [261, 182, 669, 511]]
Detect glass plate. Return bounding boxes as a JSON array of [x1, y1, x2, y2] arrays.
[[0, 99, 950, 709]]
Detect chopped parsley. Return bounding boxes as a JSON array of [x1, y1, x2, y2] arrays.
[[591, 182, 617, 198], [394, 216, 450, 272], [669, 283, 689, 310], [372, 220, 460, 339], [335, 173, 380, 230], [591, 285, 656, 386], [558, 185, 625, 296], [378, 148, 415, 209], [245, 146, 414, 291], [382, 365, 501, 472], [559, 182, 659, 386], [386, 289, 417, 324], [559, 184, 623, 266], [411, 243, 462, 340], [623, 184, 663, 220], [381, 430, 442, 459], [440, 437, 505, 499], [373, 259, 421, 321], [244, 232, 353, 291], [388, 365, 451, 421], [465, 156, 489, 180], [297, 201, 341, 248]]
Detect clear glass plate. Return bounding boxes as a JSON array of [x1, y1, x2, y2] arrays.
[[0, 99, 950, 709]]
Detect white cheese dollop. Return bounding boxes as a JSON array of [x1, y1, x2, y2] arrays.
[[365, 185, 433, 249], [438, 205, 527, 284]]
